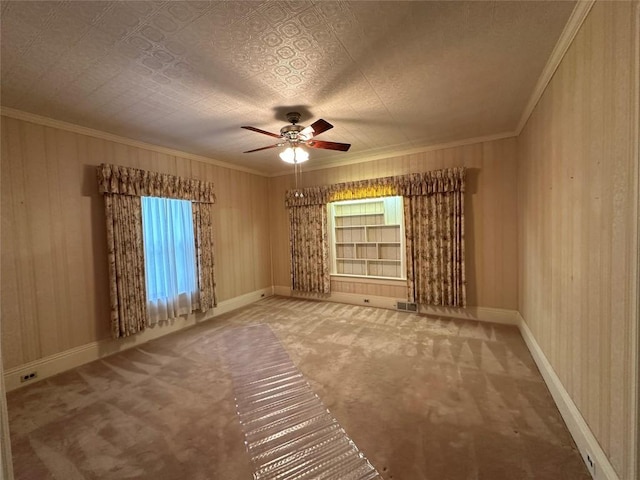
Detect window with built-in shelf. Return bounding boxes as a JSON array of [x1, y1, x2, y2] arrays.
[[328, 196, 405, 279]]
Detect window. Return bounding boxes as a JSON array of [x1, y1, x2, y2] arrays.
[[328, 196, 405, 279], [141, 196, 198, 322]]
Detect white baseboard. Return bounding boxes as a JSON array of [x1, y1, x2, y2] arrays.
[[3, 287, 273, 392], [213, 286, 273, 316], [273, 285, 292, 297], [324, 291, 399, 311], [420, 305, 518, 325], [275, 286, 400, 310], [275, 286, 518, 325], [517, 313, 619, 480]]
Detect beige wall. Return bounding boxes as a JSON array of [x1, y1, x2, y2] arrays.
[[269, 137, 519, 310], [517, 2, 639, 478], [0, 116, 272, 370]]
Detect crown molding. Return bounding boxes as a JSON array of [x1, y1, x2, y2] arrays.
[[515, 0, 596, 135], [268, 130, 517, 177], [0, 107, 268, 178], [1, 106, 516, 180]]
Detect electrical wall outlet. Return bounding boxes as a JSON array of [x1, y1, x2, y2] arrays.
[[20, 371, 37, 383], [363, 298, 370, 303], [585, 452, 596, 476]]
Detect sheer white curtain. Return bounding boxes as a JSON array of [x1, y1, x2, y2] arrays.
[[141, 196, 198, 324]]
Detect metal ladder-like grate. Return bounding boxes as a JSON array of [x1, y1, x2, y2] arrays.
[[223, 324, 381, 480]]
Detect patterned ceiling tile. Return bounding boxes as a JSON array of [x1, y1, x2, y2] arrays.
[[150, 73, 172, 85], [139, 25, 165, 43], [184, 2, 212, 14], [155, 49, 176, 64], [262, 3, 288, 24], [151, 14, 180, 34], [166, 3, 197, 23], [262, 30, 284, 49], [0, 1, 577, 174], [292, 37, 313, 52], [128, 35, 153, 52], [298, 8, 323, 29], [245, 14, 270, 35], [95, 6, 141, 38], [163, 38, 188, 56]]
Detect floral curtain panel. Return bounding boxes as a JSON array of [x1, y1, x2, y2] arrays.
[[289, 204, 330, 294], [285, 167, 466, 305], [104, 194, 147, 338], [97, 164, 217, 338], [192, 202, 217, 310], [404, 190, 466, 307]]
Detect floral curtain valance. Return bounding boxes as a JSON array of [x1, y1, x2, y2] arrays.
[[284, 167, 465, 207], [97, 164, 216, 203]]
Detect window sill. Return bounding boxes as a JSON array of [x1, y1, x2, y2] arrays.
[[330, 274, 407, 285]]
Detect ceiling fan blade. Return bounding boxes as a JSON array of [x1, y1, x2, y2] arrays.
[[306, 140, 351, 151], [243, 144, 281, 153], [300, 118, 333, 137], [241, 126, 282, 139]]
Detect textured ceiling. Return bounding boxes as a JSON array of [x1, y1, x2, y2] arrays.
[[0, 1, 576, 175]]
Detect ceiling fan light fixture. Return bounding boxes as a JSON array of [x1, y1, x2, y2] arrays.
[[279, 146, 309, 164]]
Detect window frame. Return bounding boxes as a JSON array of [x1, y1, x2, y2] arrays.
[[141, 195, 198, 304], [328, 196, 406, 281]]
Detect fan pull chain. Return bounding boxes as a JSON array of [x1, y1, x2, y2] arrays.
[[294, 161, 304, 198]]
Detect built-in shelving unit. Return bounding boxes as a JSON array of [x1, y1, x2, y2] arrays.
[[329, 198, 404, 279]]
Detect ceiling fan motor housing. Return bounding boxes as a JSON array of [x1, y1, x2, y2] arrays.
[[280, 124, 305, 143], [285, 111, 302, 124]]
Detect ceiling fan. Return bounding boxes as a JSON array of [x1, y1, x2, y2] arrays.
[[241, 112, 351, 163]]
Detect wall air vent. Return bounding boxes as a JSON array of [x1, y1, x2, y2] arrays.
[[396, 301, 418, 312]]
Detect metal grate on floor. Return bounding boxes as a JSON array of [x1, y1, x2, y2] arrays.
[[223, 324, 382, 480]]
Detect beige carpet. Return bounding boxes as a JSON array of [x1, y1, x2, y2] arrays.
[[7, 296, 590, 479]]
